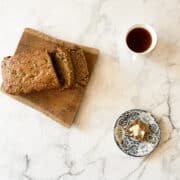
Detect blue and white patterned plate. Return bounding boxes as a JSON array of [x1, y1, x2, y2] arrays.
[[114, 109, 160, 157]]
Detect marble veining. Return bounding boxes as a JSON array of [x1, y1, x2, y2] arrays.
[[0, 0, 180, 179]]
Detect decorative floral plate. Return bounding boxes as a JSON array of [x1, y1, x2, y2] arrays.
[[114, 109, 160, 157]]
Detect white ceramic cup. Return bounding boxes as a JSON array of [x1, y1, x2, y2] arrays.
[[125, 24, 157, 60]]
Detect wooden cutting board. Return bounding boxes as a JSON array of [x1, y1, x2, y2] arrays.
[[2, 28, 99, 128]]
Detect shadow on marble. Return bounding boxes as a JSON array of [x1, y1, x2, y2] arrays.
[[73, 53, 125, 131]]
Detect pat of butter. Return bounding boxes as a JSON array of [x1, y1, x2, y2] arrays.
[[126, 120, 149, 141], [128, 124, 145, 137]]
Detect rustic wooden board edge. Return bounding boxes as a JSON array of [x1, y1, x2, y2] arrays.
[[16, 28, 100, 55]]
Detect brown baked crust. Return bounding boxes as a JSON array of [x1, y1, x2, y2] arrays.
[[68, 47, 89, 86], [1, 49, 60, 95], [54, 47, 74, 88]]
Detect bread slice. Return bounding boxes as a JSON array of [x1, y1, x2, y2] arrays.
[[1, 49, 60, 95], [69, 47, 89, 86], [54, 47, 74, 88]]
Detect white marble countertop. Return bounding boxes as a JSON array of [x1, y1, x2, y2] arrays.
[[0, 0, 180, 179]]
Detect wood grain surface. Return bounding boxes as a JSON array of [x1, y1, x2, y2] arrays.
[[3, 28, 99, 128]]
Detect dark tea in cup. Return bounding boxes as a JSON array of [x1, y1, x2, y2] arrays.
[[125, 24, 157, 55], [126, 28, 152, 53]]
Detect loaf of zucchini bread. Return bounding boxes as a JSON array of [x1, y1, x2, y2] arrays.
[[1, 49, 60, 95]]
